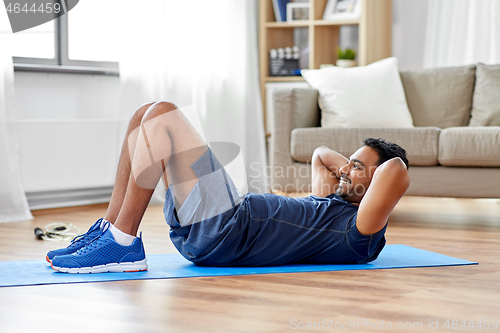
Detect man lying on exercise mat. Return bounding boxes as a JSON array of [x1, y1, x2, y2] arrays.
[[46, 102, 410, 273]]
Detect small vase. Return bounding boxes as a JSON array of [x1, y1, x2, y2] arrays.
[[336, 59, 357, 68]]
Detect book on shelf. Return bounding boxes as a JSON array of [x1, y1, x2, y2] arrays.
[[272, 0, 290, 22]]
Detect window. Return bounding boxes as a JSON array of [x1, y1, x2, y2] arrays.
[[67, 0, 122, 63], [10, 21, 55, 60], [11, 0, 120, 75]]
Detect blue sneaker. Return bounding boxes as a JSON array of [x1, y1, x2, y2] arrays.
[[46, 218, 104, 263], [51, 222, 148, 274]]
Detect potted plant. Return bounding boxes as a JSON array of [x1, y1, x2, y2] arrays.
[[336, 48, 357, 68]]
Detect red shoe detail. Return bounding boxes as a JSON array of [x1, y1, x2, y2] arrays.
[[124, 268, 148, 272]]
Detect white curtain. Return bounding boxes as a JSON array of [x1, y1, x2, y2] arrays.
[[118, 0, 267, 194], [0, 14, 33, 223], [423, 0, 500, 68]]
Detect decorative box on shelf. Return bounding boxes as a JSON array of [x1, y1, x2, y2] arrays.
[[269, 46, 301, 77]]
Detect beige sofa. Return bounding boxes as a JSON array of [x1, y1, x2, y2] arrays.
[[269, 64, 500, 198]]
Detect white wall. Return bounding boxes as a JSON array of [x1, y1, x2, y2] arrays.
[[392, 0, 429, 70], [14, 72, 123, 208], [14, 72, 120, 120]]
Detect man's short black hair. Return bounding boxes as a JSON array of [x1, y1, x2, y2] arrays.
[[363, 138, 409, 169]]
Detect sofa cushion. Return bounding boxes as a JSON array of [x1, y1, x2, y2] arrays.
[[469, 63, 500, 126], [290, 127, 441, 166], [438, 127, 500, 167], [301, 57, 414, 128], [400, 65, 475, 128], [406, 166, 500, 198]]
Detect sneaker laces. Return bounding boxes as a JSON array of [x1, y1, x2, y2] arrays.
[[69, 218, 103, 247], [75, 221, 112, 255]]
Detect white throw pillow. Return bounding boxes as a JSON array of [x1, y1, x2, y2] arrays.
[[301, 57, 414, 128]]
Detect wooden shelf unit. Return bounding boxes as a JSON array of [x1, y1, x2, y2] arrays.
[[259, 0, 392, 128]]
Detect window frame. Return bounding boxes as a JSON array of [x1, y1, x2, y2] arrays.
[[13, 15, 119, 76]]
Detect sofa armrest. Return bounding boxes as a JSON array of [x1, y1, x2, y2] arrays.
[[270, 88, 319, 192]]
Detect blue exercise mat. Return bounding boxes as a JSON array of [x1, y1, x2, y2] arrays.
[[0, 245, 476, 288]]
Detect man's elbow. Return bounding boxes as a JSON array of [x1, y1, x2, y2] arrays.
[[313, 145, 329, 154], [312, 146, 329, 161], [381, 158, 410, 190], [391, 158, 410, 190]]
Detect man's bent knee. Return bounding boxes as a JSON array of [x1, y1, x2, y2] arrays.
[[153, 101, 178, 111], [129, 102, 155, 128], [142, 101, 179, 123]]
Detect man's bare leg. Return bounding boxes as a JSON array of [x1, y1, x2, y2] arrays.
[[113, 102, 207, 236], [104, 102, 154, 223]]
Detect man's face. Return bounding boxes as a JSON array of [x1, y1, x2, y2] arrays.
[[336, 146, 380, 204]]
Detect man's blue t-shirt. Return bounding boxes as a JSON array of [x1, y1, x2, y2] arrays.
[[167, 191, 387, 267]]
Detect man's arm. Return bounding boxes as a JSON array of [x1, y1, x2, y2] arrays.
[[311, 146, 348, 197], [356, 157, 410, 235]]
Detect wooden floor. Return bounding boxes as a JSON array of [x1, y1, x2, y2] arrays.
[[0, 196, 499, 333]]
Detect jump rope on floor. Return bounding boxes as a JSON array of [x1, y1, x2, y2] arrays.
[[34, 223, 81, 241]]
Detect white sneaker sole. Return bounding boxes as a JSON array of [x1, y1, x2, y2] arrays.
[[52, 258, 148, 274]]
